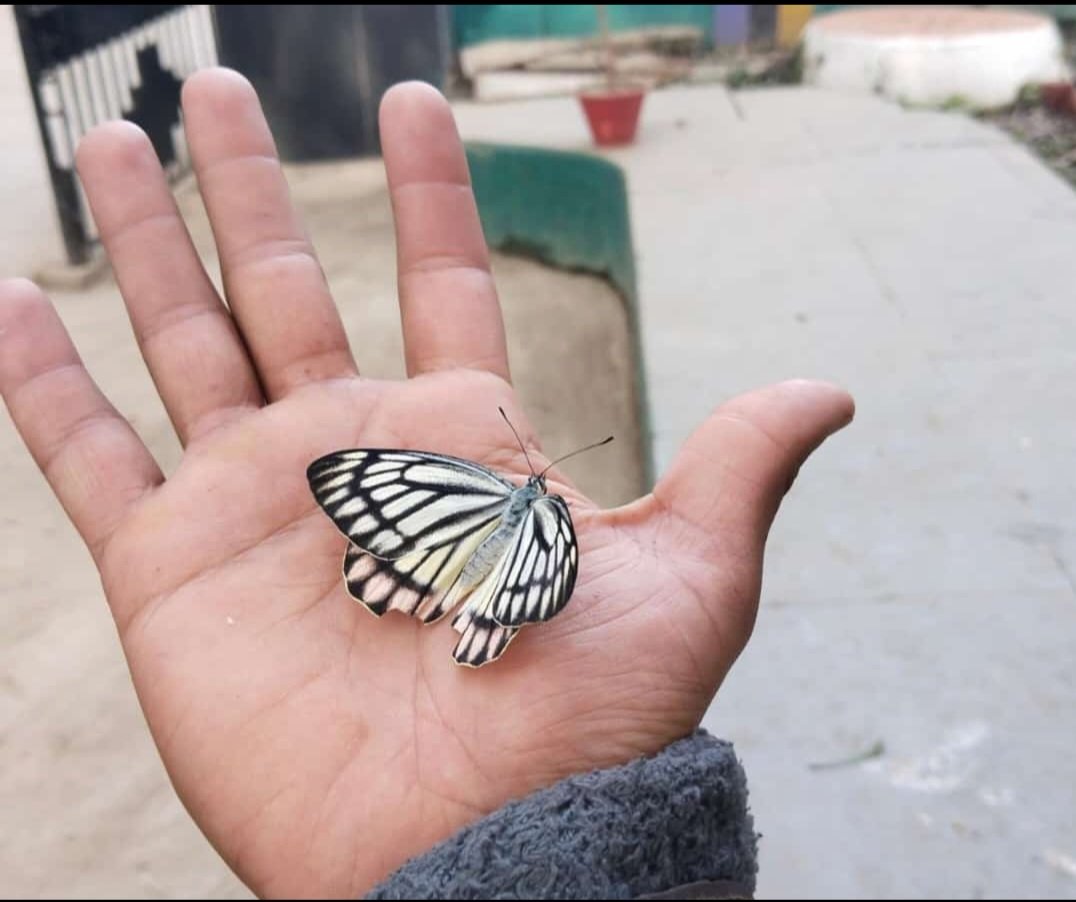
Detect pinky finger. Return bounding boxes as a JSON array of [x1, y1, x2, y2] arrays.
[[0, 279, 163, 561]]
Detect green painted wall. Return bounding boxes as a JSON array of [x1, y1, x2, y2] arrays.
[[465, 142, 653, 482], [466, 143, 635, 301], [1033, 5, 1076, 21], [453, 5, 713, 47]]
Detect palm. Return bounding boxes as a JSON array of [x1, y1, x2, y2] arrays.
[[0, 71, 853, 899]]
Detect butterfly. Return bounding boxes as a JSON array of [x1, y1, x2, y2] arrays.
[[307, 410, 612, 668]]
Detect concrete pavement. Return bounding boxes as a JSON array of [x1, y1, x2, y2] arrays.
[[455, 84, 1076, 898]]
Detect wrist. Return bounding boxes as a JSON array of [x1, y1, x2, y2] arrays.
[[366, 729, 757, 900]]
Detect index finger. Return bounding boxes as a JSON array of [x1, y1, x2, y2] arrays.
[[379, 82, 511, 382]]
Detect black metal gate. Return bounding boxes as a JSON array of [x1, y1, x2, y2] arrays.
[[14, 5, 218, 265]]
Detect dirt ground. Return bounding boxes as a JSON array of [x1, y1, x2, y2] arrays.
[[979, 22, 1076, 189], [981, 92, 1076, 189], [0, 159, 643, 898]]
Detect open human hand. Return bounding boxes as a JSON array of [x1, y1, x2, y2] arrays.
[[0, 70, 853, 897]]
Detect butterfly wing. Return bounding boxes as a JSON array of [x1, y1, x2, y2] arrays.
[[307, 450, 513, 559], [309, 450, 514, 623], [450, 547, 521, 668], [342, 525, 498, 622], [309, 450, 579, 667], [488, 495, 578, 628], [452, 604, 520, 668], [449, 494, 578, 667]]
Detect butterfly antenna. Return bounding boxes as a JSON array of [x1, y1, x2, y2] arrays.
[[539, 435, 614, 478], [499, 407, 537, 477]]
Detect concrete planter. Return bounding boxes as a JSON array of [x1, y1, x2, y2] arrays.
[[804, 7, 1070, 110]]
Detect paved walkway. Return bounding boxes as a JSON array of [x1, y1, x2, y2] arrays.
[[455, 85, 1076, 898]]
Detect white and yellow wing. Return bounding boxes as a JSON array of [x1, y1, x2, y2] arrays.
[[451, 495, 578, 668], [309, 451, 580, 667], [308, 450, 512, 621], [342, 527, 497, 622], [307, 450, 514, 559]]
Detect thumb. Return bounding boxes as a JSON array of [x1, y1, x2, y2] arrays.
[[654, 379, 855, 558]]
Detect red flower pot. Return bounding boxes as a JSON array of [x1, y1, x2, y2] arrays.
[[579, 87, 646, 147], [1041, 81, 1076, 116]]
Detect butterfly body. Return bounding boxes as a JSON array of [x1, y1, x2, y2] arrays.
[[307, 451, 578, 667], [457, 477, 544, 591]]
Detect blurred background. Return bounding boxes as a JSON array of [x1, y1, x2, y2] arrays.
[[1, 4, 1075, 898]]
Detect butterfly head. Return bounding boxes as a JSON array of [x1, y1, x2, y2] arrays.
[[527, 473, 548, 495]]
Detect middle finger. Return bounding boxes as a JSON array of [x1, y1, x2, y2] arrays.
[[183, 68, 358, 400]]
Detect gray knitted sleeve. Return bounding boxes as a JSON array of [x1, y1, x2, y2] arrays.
[[365, 729, 758, 900]]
